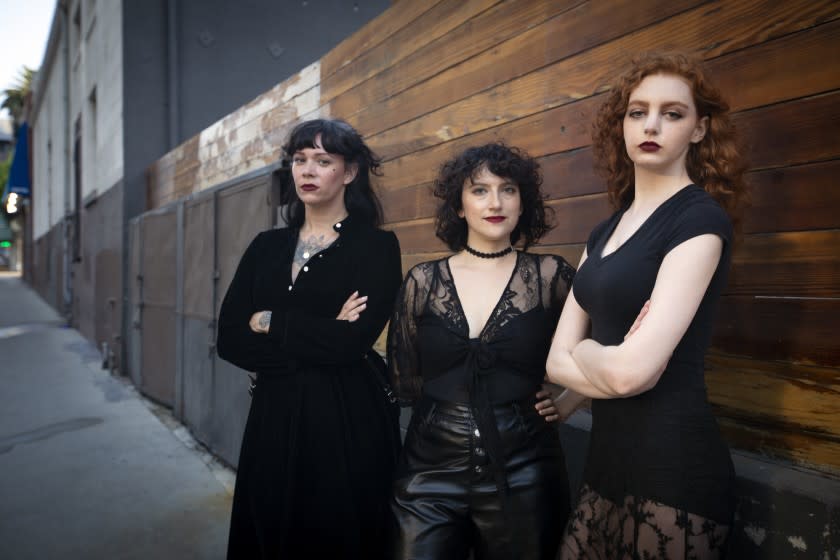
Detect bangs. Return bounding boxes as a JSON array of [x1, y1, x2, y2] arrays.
[[284, 119, 358, 160]]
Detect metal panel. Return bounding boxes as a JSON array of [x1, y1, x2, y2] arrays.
[[139, 208, 178, 405], [210, 176, 272, 463], [180, 193, 216, 442], [127, 218, 143, 386]]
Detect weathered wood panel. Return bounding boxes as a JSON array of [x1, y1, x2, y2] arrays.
[[737, 90, 840, 170], [744, 161, 840, 234], [728, 231, 840, 297], [365, 0, 840, 162], [713, 297, 840, 367], [707, 353, 840, 439], [361, 0, 707, 157], [320, 1, 443, 80], [328, 0, 582, 123], [322, 0, 502, 104]]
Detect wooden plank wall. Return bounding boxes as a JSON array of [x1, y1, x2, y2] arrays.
[[146, 0, 840, 473]]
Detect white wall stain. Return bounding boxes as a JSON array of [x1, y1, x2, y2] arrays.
[[787, 535, 807, 551], [744, 525, 767, 546]]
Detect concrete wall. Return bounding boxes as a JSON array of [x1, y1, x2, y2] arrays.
[[30, 11, 69, 241]]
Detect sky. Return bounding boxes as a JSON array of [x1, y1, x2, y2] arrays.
[[0, 0, 56, 119]]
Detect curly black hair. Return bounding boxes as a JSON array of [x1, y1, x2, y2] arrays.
[[434, 142, 552, 251], [281, 118, 384, 228]]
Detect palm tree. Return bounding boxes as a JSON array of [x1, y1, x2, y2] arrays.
[[1, 66, 37, 136]]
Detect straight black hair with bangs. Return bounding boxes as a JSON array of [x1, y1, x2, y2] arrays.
[[281, 119, 384, 228]]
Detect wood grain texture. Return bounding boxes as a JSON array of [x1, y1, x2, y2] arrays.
[[321, 0, 443, 80], [360, 0, 706, 158], [718, 418, 840, 472], [737, 91, 840, 170], [322, 0, 496, 102], [728, 230, 840, 297], [329, 0, 582, 125], [707, 17, 840, 112], [364, 0, 840, 163], [712, 296, 840, 367], [707, 353, 840, 437], [743, 160, 840, 233]]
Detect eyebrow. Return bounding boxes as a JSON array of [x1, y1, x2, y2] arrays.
[[627, 100, 691, 109], [468, 180, 516, 187]]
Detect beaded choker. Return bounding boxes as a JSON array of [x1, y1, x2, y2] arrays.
[[464, 245, 513, 259]]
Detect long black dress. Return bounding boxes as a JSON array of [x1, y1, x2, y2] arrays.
[[388, 252, 575, 559], [217, 215, 403, 559], [561, 185, 735, 559]]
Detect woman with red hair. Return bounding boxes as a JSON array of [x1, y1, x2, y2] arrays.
[[546, 53, 748, 559]]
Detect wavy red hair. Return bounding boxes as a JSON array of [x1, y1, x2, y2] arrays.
[[592, 52, 748, 223]]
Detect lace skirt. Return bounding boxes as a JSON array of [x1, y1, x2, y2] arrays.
[[559, 484, 731, 559]]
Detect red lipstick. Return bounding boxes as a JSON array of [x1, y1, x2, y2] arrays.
[[300, 184, 318, 191], [484, 216, 506, 223], [639, 142, 661, 152]]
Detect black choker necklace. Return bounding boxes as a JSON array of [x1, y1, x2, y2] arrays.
[[464, 245, 513, 259]]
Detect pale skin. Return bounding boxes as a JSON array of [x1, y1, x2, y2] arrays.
[[546, 73, 722, 417]]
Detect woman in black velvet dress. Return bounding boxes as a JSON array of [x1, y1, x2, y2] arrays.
[[546, 53, 749, 559], [217, 119, 403, 559], [388, 143, 574, 559]]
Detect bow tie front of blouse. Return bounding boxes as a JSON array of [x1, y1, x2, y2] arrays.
[[466, 338, 498, 372]]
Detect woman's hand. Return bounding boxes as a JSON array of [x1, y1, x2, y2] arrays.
[[249, 311, 272, 334], [624, 300, 650, 340], [336, 291, 368, 322], [535, 384, 561, 423]]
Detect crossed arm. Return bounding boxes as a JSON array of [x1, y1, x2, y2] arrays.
[[546, 234, 723, 415]]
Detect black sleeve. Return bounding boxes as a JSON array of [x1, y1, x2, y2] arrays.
[[386, 264, 427, 406], [550, 255, 576, 315], [663, 199, 732, 256], [265, 231, 403, 365], [216, 232, 291, 372]]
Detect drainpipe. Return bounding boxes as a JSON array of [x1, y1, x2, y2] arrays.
[[167, 0, 180, 149], [60, 0, 73, 321]]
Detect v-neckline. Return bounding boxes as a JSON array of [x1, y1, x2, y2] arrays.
[[598, 184, 693, 261], [445, 251, 520, 341]]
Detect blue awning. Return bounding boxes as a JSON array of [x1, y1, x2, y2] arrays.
[[4, 122, 31, 199]]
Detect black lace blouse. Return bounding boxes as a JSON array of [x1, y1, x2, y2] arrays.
[[388, 252, 575, 406]]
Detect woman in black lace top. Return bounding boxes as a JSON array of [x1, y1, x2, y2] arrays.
[[546, 53, 748, 559], [388, 143, 575, 559]]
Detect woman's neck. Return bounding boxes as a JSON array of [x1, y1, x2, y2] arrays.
[[301, 204, 348, 235], [631, 165, 692, 210], [464, 235, 511, 255]]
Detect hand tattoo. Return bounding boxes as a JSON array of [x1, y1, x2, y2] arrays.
[[258, 311, 272, 331]]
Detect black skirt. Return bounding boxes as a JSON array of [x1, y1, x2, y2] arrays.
[[227, 364, 399, 559], [392, 397, 570, 560]]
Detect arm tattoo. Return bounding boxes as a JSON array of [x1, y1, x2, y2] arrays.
[[258, 311, 272, 330]]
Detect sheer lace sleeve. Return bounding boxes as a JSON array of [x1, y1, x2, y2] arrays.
[[387, 263, 431, 406], [539, 254, 576, 319]]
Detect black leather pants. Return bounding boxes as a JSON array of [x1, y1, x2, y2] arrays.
[[392, 397, 570, 560]]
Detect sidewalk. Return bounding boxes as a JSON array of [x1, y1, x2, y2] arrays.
[[0, 273, 233, 559]]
